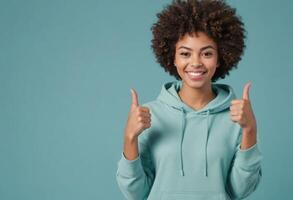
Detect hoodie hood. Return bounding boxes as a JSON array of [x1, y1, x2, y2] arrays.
[[157, 80, 236, 177]]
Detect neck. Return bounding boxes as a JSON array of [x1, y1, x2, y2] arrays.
[[178, 82, 216, 110]]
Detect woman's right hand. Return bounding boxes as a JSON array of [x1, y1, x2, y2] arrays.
[[124, 88, 152, 140]]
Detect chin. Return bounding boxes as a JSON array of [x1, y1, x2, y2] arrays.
[[183, 79, 209, 90], [181, 74, 212, 89]]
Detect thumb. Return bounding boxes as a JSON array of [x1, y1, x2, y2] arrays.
[[242, 82, 251, 100], [130, 88, 139, 108]]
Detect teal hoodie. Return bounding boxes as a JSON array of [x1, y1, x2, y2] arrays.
[[116, 80, 262, 200]]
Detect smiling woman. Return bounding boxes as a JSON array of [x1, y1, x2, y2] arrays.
[[151, 0, 246, 83], [116, 0, 262, 200], [174, 32, 220, 110]]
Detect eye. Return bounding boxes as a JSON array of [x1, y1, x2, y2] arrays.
[[202, 52, 213, 57], [180, 52, 190, 57]]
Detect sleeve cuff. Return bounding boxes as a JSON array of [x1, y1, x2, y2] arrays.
[[117, 152, 144, 177], [234, 143, 263, 170]]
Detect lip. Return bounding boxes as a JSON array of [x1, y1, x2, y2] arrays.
[[185, 71, 207, 81], [186, 71, 206, 73]]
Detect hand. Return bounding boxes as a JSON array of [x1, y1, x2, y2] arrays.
[[230, 82, 257, 133], [124, 88, 152, 140]]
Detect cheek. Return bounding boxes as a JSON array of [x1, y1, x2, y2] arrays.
[[176, 66, 185, 76], [174, 59, 187, 72], [174, 63, 186, 78], [205, 59, 218, 70], [175, 56, 186, 66]]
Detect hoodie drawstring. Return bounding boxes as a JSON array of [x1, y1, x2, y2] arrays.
[[204, 110, 210, 177], [179, 107, 211, 177], [179, 107, 186, 176]]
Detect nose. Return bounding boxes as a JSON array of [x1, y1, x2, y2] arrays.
[[191, 63, 203, 67], [190, 55, 203, 67]]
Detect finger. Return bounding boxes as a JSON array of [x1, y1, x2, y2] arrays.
[[143, 118, 152, 123], [137, 116, 151, 124], [139, 106, 150, 113], [231, 99, 244, 105], [142, 121, 151, 129], [138, 112, 151, 118], [229, 105, 236, 111], [230, 110, 241, 116], [230, 115, 241, 122], [242, 82, 251, 100], [230, 104, 243, 111], [130, 88, 139, 108]]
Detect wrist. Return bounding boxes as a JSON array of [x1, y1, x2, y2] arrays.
[[124, 133, 138, 143], [240, 127, 257, 150], [242, 125, 257, 135], [123, 134, 139, 161]]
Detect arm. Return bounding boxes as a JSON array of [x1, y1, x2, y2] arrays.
[[116, 131, 155, 200], [228, 83, 263, 199], [226, 130, 263, 199], [116, 89, 155, 200]]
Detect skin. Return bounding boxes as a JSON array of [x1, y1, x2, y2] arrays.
[[123, 89, 151, 160], [230, 83, 257, 150], [123, 31, 257, 160], [174, 31, 220, 111]]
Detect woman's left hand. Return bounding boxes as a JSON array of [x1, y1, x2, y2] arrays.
[[230, 82, 257, 133]]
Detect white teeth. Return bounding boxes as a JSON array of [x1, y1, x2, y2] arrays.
[[187, 71, 204, 76]]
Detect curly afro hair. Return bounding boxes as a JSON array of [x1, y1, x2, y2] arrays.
[[151, 0, 246, 82]]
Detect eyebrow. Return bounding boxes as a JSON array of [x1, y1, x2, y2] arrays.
[[178, 45, 216, 51]]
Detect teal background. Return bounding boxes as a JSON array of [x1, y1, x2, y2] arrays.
[[1, 0, 292, 199]]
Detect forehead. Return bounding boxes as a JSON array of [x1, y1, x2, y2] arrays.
[[175, 32, 217, 50]]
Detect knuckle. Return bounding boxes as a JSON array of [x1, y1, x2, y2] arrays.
[[135, 108, 140, 114], [141, 106, 149, 111]]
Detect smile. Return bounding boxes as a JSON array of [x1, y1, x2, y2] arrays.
[[187, 71, 206, 75], [185, 71, 207, 80]]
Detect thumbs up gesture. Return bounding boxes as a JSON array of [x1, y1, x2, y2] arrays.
[[124, 88, 152, 140], [230, 82, 257, 133]]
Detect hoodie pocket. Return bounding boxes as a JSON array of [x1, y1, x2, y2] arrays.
[[161, 192, 227, 200]]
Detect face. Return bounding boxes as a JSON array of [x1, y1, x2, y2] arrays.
[[174, 31, 219, 90]]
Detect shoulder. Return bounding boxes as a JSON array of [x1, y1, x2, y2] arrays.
[[142, 99, 158, 107]]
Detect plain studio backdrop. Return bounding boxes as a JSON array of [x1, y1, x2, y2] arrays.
[[0, 0, 292, 199]]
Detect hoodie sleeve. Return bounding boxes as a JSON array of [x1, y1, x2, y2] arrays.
[[116, 131, 155, 200], [226, 132, 263, 200]]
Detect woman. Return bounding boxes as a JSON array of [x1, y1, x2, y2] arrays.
[[116, 0, 262, 199]]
